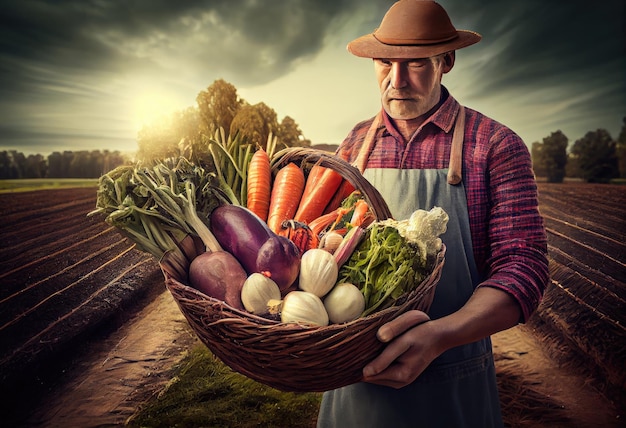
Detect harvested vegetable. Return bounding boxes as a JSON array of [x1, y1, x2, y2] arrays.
[[255, 235, 301, 292], [294, 166, 343, 224], [89, 157, 227, 265], [349, 199, 374, 227], [318, 231, 343, 254], [207, 128, 253, 206], [241, 273, 282, 314], [246, 148, 272, 222], [189, 251, 246, 309], [276, 291, 329, 326], [278, 220, 319, 254], [298, 248, 338, 298], [333, 226, 367, 267], [322, 178, 356, 215], [377, 207, 449, 266], [338, 207, 448, 316], [210, 204, 272, 274], [323, 283, 365, 324], [308, 207, 350, 238], [266, 162, 305, 234]]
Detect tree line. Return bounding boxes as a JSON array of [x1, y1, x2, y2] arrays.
[[1, 78, 624, 183], [531, 117, 626, 183], [0, 149, 128, 180]]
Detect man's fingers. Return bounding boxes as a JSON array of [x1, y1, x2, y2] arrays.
[[377, 310, 430, 342]]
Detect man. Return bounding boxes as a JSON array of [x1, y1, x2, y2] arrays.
[[317, 1, 549, 427]]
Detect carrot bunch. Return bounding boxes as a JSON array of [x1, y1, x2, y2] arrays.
[[246, 149, 370, 254]]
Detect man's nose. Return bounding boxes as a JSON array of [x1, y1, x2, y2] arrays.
[[390, 62, 407, 89]]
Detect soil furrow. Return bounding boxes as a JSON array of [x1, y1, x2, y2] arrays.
[[546, 227, 626, 282], [0, 250, 155, 363], [538, 193, 625, 231], [540, 207, 622, 245], [0, 239, 129, 306], [0, 225, 117, 280], [547, 245, 626, 300], [0, 246, 139, 329], [543, 215, 625, 260], [0, 230, 128, 299]]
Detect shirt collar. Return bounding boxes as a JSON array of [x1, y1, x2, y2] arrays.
[[429, 87, 460, 134]]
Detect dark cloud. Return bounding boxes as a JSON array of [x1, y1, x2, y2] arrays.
[[0, 0, 382, 86], [0, 0, 623, 154], [0, 0, 389, 153], [461, 0, 624, 89], [429, 0, 624, 143]]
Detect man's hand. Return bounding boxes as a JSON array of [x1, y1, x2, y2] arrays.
[[362, 287, 522, 389], [362, 310, 438, 388]]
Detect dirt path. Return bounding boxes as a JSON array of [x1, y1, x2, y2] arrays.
[[492, 326, 622, 427], [18, 289, 622, 428], [22, 290, 199, 427]]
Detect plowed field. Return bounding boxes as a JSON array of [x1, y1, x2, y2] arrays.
[[0, 188, 163, 390], [0, 182, 624, 426]]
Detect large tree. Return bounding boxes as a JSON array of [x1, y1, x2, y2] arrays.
[[277, 116, 310, 148], [196, 79, 244, 137], [539, 131, 568, 183], [229, 102, 279, 150], [569, 129, 619, 183]]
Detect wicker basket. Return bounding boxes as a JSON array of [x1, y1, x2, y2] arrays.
[[160, 148, 446, 392]]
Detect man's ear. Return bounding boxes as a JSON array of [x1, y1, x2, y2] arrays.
[[442, 51, 455, 73]]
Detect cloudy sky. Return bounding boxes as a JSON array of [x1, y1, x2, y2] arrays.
[[1, 0, 624, 157]]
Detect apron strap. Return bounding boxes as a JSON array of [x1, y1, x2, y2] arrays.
[[352, 111, 383, 173], [352, 106, 466, 186], [447, 106, 465, 185]]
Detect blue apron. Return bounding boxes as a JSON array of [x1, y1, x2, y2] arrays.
[[317, 110, 503, 428]]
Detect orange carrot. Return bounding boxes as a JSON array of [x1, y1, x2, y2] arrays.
[[308, 207, 350, 237], [266, 162, 305, 234], [294, 167, 343, 223], [350, 199, 374, 227], [246, 148, 272, 222], [323, 179, 356, 214], [305, 164, 325, 189]]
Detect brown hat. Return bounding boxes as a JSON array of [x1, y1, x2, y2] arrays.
[[348, 0, 481, 59]]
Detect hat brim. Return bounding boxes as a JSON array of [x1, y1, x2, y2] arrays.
[[347, 30, 482, 59]]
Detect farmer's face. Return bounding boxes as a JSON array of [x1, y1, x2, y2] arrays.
[[374, 53, 453, 120]]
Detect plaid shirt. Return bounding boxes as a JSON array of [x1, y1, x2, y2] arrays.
[[336, 89, 549, 321]]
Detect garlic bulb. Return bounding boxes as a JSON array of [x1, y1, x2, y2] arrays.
[[318, 231, 343, 254], [281, 291, 329, 326], [324, 283, 365, 324], [241, 273, 281, 314], [298, 248, 338, 297]]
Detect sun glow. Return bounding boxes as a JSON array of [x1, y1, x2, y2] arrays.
[[130, 90, 183, 133]]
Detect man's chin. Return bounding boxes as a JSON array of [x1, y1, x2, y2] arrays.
[[384, 101, 421, 119], [385, 108, 421, 121]]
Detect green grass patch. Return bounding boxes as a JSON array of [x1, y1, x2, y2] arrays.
[[0, 178, 98, 193], [128, 345, 322, 428]]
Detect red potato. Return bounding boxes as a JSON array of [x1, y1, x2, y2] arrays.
[[189, 251, 247, 310]]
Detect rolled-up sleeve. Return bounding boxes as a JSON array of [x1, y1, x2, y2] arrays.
[[476, 128, 549, 322]]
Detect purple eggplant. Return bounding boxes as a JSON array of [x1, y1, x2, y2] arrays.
[[255, 235, 301, 292], [210, 205, 272, 273]]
